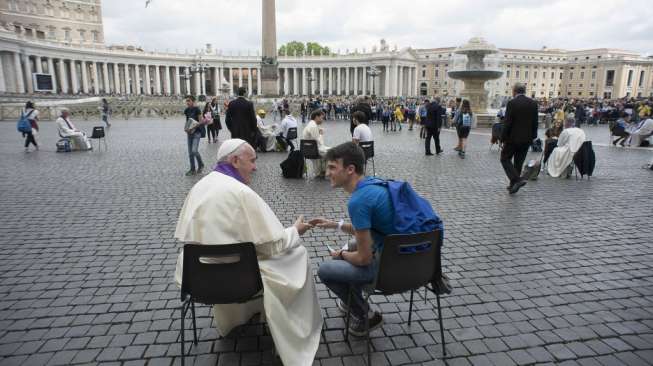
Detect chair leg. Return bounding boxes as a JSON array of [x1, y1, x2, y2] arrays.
[[191, 301, 198, 345], [436, 293, 446, 357], [344, 288, 352, 342], [408, 290, 414, 326], [180, 303, 186, 366]]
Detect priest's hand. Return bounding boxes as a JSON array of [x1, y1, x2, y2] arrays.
[[308, 218, 337, 229], [294, 215, 313, 236]]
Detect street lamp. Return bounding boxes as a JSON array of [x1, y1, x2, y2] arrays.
[[180, 69, 192, 96], [189, 56, 210, 97], [367, 65, 381, 97]]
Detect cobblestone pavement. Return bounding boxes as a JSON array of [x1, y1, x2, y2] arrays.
[[0, 116, 652, 366]]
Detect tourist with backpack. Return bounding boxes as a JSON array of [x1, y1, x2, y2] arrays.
[[311, 142, 443, 336], [18, 101, 39, 152], [453, 99, 473, 159]]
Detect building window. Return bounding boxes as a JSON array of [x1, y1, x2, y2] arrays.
[[626, 70, 633, 86], [435, 70, 438, 78], [605, 70, 615, 87], [559, 73, 563, 80], [506, 70, 510, 78], [63, 28, 71, 41], [47, 26, 56, 39], [569, 72, 573, 80], [421, 70, 426, 78], [92, 31, 99, 42], [516, 70, 520, 78], [551, 72, 554, 79], [79, 29, 85, 41], [639, 71, 645, 87], [591, 71, 596, 80], [534, 72, 537, 79], [525, 71, 529, 79], [580, 72, 584, 79]]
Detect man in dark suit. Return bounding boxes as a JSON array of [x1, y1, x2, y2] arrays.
[[425, 97, 444, 155], [225, 87, 258, 147], [501, 83, 539, 194]]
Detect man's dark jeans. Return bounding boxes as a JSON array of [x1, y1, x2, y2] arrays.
[[425, 128, 441, 154], [275, 135, 295, 152], [501, 143, 530, 185]]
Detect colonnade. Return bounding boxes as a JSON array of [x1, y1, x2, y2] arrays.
[[1, 51, 418, 97]]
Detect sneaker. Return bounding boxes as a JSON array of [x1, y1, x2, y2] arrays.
[[453, 146, 462, 151], [335, 298, 349, 314], [197, 164, 205, 173], [24, 147, 29, 152], [185, 170, 196, 176], [349, 312, 383, 337], [459, 151, 465, 159]]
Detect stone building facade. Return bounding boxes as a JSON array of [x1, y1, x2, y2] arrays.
[[0, 0, 651, 99]]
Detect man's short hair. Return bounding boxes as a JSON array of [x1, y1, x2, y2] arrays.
[[310, 109, 324, 120], [185, 95, 195, 102], [325, 142, 365, 175], [237, 87, 247, 96], [513, 83, 527, 95], [352, 111, 368, 124]]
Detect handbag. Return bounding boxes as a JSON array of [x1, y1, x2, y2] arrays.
[[203, 112, 213, 125]]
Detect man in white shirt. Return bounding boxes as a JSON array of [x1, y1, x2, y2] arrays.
[[351, 111, 373, 144], [277, 110, 299, 151]]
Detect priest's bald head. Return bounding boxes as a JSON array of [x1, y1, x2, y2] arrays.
[[217, 139, 257, 184]]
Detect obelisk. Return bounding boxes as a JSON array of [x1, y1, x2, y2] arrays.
[[260, 0, 279, 96]]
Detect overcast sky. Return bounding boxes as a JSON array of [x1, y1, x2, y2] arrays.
[[102, 0, 653, 55]]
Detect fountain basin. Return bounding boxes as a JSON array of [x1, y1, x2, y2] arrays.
[[448, 70, 503, 80]]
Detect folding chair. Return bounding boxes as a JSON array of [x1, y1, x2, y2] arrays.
[[179, 243, 263, 366], [359, 141, 375, 176], [299, 139, 320, 178], [90, 126, 107, 151], [285, 127, 298, 151], [343, 230, 447, 365]]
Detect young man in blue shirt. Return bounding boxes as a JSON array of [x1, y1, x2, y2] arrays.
[[311, 142, 397, 336]]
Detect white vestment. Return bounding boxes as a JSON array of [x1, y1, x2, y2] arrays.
[[56, 117, 91, 150], [547, 127, 586, 177], [301, 120, 330, 175], [257, 116, 279, 151], [174, 172, 323, 366], [628, 118, 653, 147]]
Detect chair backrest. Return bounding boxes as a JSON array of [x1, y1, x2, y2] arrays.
[[181, 243, 263, 305], [359, 140, 374, 159], [91, 126, 105, 139], [286, 127, 298, 140], [374, 230, 442, 294], [300, 139, 320, 159]]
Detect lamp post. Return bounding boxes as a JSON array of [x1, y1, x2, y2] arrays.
[[367, 65, 381, 97], [189, 56, 210, 97], [180, 68, 192, 96]]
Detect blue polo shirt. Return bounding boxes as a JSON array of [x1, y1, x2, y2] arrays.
[[348, 177, 397, 251]]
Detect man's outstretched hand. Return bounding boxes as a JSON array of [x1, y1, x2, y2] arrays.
[[308, 218, 338, 229], [294, 215, 313, 235]]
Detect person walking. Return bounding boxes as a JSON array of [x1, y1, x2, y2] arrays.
[[453, 99, 473, 159], [424, 97, 444, 155], [225, 87, 258, 147], [500, 83, 539, 194], [208, 97, 222, 143], [183, 96, 206, 176], [21, 101, 39, 152], [100, 98, 111, 127], [202, 102, 216, 144]]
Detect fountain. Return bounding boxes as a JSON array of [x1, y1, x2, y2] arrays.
[[448, 37, 503, 127]]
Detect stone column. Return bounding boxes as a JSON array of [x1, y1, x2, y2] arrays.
[[91, 62, 99, 94], [163, 66, 170, 95], [0, 56, 6, 92], [185, 68, 191, 94], [47, 58, 58, 92], [135, 64, 142, 95], [229, 67, 234, 93], [337, 67, 341, 95], [123, 64, 130, 94], [200, 70, 206, 95], [80, 61, 89, 93], [283, 68, 289, 95], [292, 68, 297, 96], [345, 67, 350, 95], [318, 67, 324, 95], [193, 70, 199, 95], [58, 59, 68, 93], [354, 67, 358, 95], [154, 66, 162, 95], [70, 61, 80, 94], [397, 66, 403, 96], [13, 53, 25, 93], [22, 54, 33, 93], [174, 66, 180, 95], [102, 63, 109, 93], [362, 66, 367, 95], [257, 68, 262, 95], [143, 65, 151, 95], [247, 68, 252, 96], [35, 56, 43, 73], [413, 67, 418, 96], [302, 68, 307, 95], [113, 63, 121, 94], [385, 65, 390, 97], [238, 68, 243, 87]]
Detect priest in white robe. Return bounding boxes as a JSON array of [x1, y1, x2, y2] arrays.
[[256, 110, 279, 152], [174, 139, 323, 366], [56, 108, 92, 151], [628, 118, 653, 147], [301, 109, 330, 177], [547, 117, 587, 178]]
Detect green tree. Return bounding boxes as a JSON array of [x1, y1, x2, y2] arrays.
[[278, 41, 330, 56]]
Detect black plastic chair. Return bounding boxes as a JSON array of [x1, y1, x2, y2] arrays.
[[90, 126, 107, 151], [180, 243, 263, 366], [343, 230, 447, 365], [299, 139, 320, 178], [359, 141, 375, 176]]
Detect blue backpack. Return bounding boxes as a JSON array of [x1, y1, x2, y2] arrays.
[[17, 110, 33, 133], [462, 113, 472, 127], [359, 178, 444, 235]]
